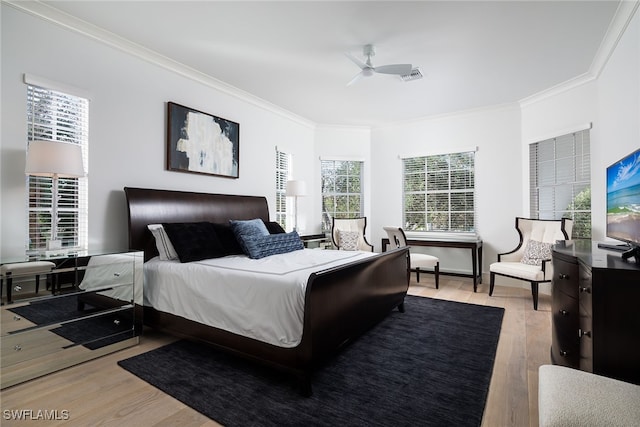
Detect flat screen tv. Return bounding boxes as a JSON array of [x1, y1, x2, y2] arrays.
[[606, 147, 640, 261]]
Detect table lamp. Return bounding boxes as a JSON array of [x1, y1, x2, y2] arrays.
[[286, 180, 307, 232]]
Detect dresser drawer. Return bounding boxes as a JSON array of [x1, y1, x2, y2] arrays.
[[1, 307, 134, 368], [578, 265, 593, 315], [1, 291, 131, 336], [579, 309, 593, 373], [552, 257, 578, 297], [551, 290, 580, 368]]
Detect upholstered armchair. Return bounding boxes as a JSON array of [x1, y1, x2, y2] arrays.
[[383, 226, 440, 288], [489, 217, 573, 310], [331, 217, 374, 252]]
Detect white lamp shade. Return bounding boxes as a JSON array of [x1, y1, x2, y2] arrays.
[[25, 140, 85, 178], [286, 180, 307, 197]]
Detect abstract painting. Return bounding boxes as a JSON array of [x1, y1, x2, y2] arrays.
[[167, 102, 239, 178]]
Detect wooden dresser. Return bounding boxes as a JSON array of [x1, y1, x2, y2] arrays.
[[551, 240, 640, 385]]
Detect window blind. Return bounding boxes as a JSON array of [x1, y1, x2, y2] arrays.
[[402, 151, 476, 233], [321, 160, 363, 231], [26, 84, 89, 251], [275, 149, 290, 230], [529, 129, 591, 239]]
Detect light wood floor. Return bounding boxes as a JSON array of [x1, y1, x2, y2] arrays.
[[0, 277, 551, 426]]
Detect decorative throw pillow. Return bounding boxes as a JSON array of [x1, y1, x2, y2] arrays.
[[521, 239, 552, 266], [147, 224, 178, 261], [338, 230, 360, 251], [211, 222, 244, 255], [264, 221, 286, 234], [242, 231, 304, 259], [230, 218, 270, 255], [162, 222, 226, 263]]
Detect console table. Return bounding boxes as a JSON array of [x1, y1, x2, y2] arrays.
[[382, 237, 483, 291], [551, 240, 640, 385]]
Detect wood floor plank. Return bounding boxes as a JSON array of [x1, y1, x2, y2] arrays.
[[1, 278, 550, 426]]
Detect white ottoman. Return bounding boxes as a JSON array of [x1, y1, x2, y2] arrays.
[[539, 365, 640, 427]]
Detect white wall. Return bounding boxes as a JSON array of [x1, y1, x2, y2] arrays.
[[371, 105, 523, 277], [594, 7, 640, 241], [1, 5, 316, 257], [521, 8, 640, 242]]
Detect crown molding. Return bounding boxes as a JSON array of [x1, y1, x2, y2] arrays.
[[519, 0, 639, 109], [4, 0, 316, 129]]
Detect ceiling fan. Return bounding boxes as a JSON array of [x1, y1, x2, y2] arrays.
[[345, 44, 413, 86]]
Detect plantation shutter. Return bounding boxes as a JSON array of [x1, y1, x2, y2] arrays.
[[529, 129, 591, 238], [26, 83, 89, 251], [275, 149, 290, 230]]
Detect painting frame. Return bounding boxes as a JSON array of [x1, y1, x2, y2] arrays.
[[166, 102, 240, 179]]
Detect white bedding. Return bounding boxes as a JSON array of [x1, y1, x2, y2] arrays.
[[79, 252, 143, 304], [144, 248, 377, 348]]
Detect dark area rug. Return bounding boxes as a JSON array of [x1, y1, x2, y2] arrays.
[[118, 296, 504, 426]]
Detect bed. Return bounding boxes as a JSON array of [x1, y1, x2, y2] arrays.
[[124, 186, 410, 395]]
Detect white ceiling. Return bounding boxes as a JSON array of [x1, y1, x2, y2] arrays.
[[36, 1, 621, 127]]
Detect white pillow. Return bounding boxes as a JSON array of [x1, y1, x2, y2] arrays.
[[339, 230, 360, 251], [147, 224, 178, 261], [521, 239, 552, 265]]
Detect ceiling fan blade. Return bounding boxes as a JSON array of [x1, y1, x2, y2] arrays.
[[373, 64, 413, 75], [344, 52, 367, 70], [346, 71, 365, 86]]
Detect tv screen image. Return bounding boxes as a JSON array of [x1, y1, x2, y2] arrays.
[[606, 148, 640, 259]]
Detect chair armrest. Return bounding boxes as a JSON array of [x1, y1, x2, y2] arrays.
[[541, 258, 553, 280]]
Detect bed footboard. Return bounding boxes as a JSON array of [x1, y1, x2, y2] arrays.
[[296, 247, 410, 391]]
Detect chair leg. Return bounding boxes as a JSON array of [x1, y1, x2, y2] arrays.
[[415, 267, 420, 283], [434, 263, 439, 289], [489, 272, 496, 296], [35, 275, 40, 294], [531, 282, 539, 310]]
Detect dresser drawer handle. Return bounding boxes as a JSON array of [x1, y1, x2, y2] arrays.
[[113, 272, 121, 277], [579, 287, 591, 294], [113, 319, 120, 325], [579, 329, 592, 338], [559, 310, 569, 316], [13, 285, 22, 292], [558, 274, 569, 280], [14, 345, 22, 351], [559, 350, 568, 356]]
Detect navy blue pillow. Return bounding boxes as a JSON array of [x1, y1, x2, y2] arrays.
[[243, 231, 304, 259], [230, 219, 270, 254], [162, 222, 226, 263]]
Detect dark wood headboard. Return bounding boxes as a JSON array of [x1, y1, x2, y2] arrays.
[[124, 187, 270, 261]]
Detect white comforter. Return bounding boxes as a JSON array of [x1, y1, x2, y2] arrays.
[[144, 249, 376, 348], [79, 252, 143, 304]]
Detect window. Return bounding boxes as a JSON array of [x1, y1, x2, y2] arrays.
[[402, 151, 476, 233], [26, 84, 89, 251], [321, 160, 363, 231], [275, 149, 290, 230], [530, 129, 591, 238]]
